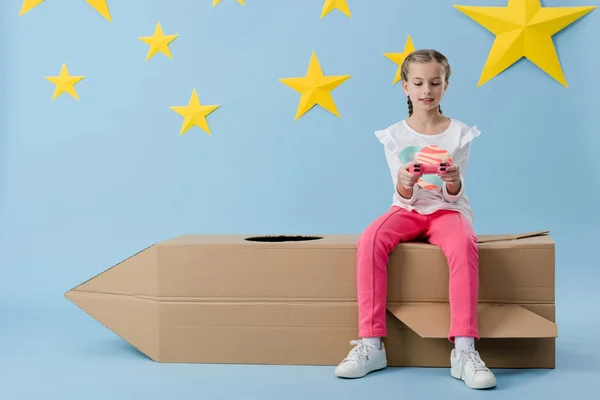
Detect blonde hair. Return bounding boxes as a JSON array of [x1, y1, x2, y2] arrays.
[[400, 49, 451, 116]]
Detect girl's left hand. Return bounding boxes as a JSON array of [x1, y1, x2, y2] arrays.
[[440, 164, 461, 190]]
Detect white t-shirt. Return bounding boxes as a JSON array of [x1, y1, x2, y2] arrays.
[[374, 117, 480, 223]]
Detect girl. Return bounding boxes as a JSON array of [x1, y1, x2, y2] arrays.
[[334, 49, 497, 390]]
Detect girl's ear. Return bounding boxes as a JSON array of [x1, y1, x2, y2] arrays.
[[402, 80, 409, 96]]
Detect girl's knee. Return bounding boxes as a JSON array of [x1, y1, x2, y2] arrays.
[[358, 225, 379, 249], [359, 216, 384, 243], [358, 221, 389, 254]]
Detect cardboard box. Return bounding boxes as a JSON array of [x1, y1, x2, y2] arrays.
[[65, 231, 557, 368]]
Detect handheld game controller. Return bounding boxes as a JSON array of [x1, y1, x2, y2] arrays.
[[409, 162, 450, 176]]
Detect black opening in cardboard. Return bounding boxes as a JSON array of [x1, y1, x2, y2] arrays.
[[244, 235, 324, 242]]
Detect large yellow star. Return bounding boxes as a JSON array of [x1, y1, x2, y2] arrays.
[[383, 35, 415, 85], [170, 89, 220, 136], [279, 51, 351, 120], [320, 0, 352, 19], [19, 0, 44, 16], [86, 0, 111, 22], [45, 63, 85, 100], [19, 0, 111, 21], [212, 0, 245, 6], [139, 23, 179, 61], [454, 0, 596, 87]]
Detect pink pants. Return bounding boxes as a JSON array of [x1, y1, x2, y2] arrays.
[[356, 206, 479, 343]]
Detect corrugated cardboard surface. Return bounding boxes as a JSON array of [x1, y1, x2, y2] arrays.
[[65, 231, 557, 368]]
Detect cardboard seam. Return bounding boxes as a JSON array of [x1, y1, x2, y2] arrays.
[[67, 290, 555, 304], [158, 325, 361, 329]]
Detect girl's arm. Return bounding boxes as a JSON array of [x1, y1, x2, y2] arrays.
[[442, 142, 472, 203], [383, 146, 420, 204]]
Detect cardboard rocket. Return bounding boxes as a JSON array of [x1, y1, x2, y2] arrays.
[[65, 231, 557, 367]]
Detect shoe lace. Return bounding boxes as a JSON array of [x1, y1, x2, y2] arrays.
[[464, 351, 489, 372], [343, 340, 370, 362]]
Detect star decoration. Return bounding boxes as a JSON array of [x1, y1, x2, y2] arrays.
[[453, 0, 596, 87], [19, 0, 44, 16], [383, 35, 415, 85], [212, 0, 245, 6], [320, 0, 352, 19], [19, 0, 112, 20], [279, 51, 351, 120], [86, 0, 111, 22], [138, 23, 179, 61], [170, 89, 220, 136], [45, 63, 85, 100]]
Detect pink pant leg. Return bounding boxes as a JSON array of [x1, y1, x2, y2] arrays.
[[425, 210, 480, 342], [356, 206, 427, 338]]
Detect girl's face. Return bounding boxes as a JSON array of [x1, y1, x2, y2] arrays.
[[402, 61, 448, 113]]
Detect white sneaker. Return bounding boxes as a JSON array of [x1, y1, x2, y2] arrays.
[[451, 349, 497, 389], [334, 339, 387, 378]]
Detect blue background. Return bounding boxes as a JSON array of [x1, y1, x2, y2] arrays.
[[1, 0, 599, 398]]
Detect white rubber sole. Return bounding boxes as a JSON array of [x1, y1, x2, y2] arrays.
[[335, 360, 388, 379], [451, 366, 497, 389]]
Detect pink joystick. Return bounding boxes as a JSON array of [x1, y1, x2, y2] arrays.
[[409, 162, 450, 176]]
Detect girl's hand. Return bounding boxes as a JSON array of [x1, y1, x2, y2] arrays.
[[440, 164, 461, 194], [397, 162, 420, 190]]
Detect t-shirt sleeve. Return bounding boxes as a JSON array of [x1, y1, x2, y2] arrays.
[[459, 125, 481, 150], [375, 128, 400, 153]]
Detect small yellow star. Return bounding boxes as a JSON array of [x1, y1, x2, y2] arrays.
[[383, 35, 416, 85], [19, 0, 44, 16], [170, 89, 220, 136], [279, 51, 351, 120], [45, 63, 85, 100], [454, 0, 596, 87], [19, 0, 112, 21], [138, 22, 179, 61], [85, 0, 111, 22], [320, 0, 352, 19], [212, 0, 245, 6]]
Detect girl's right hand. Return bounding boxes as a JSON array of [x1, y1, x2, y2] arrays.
[[397, 162, 420, 190]]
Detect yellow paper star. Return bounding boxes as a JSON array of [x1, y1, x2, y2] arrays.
[[170, 89, 220, 136], [212, 0, 245, 6], [86, 0, 111, 22], [383, 35, 415, 85], [19, 0, 112, 21], [19, 0, 44, 16], [454, 0, 596, 87], [138, 23, 179, 61], [45, 63, 85, 100], [279, 51, 351, 120], [320, 0, 352, 19]]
